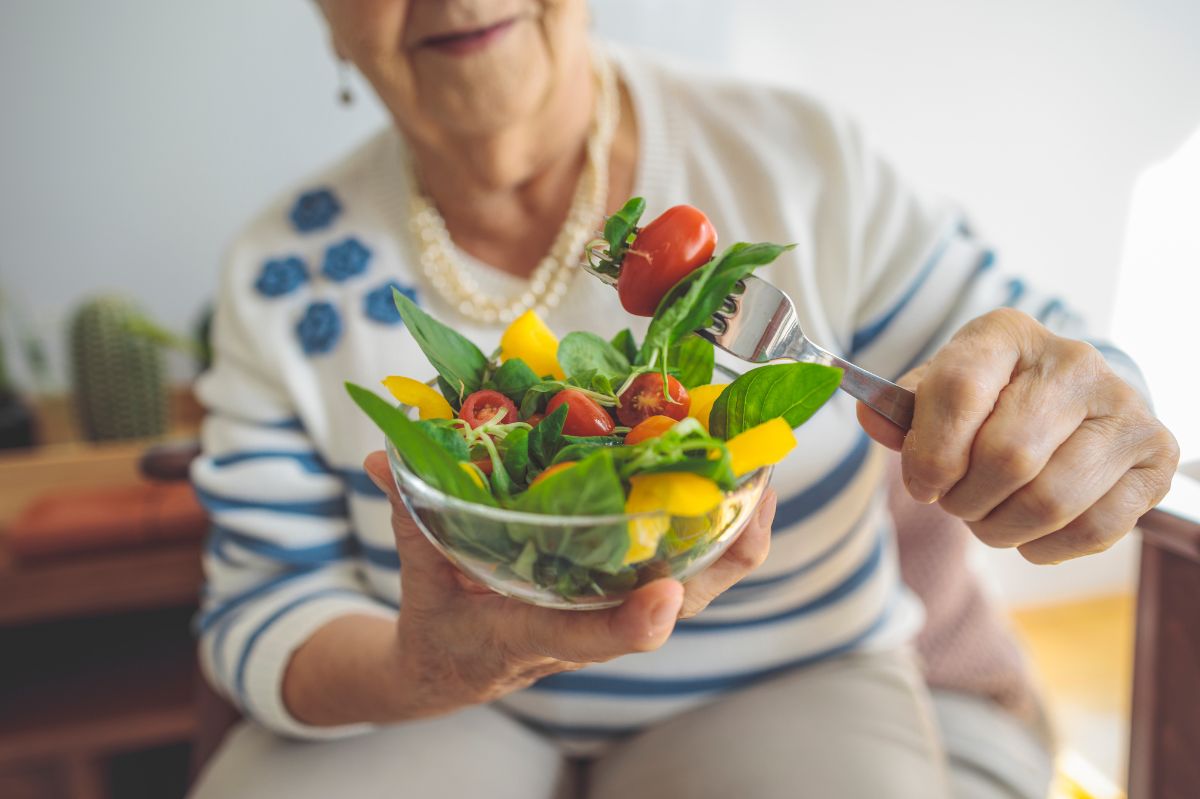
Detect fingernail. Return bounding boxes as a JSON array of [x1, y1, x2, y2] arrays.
[[907, 480, 941, 505], [650, 600, 676, 631]]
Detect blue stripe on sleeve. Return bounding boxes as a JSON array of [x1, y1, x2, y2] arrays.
[[773, 432, 871, 531], [1036, 297, 1064, 323], [674, 528, 884, 632], [337, 468, 388, 498], [527, 594, 894, 698], [208, 525, 357, 566], [194, 486, 348, 518], [1002, 278, 1026, 307], [233, 587, 366, 707], [195, 568, 321, 634], [211, 450, 330, 473], [726, 501, 876, 594], [850, 228, 960, 355], [360, 542, 401, 569]]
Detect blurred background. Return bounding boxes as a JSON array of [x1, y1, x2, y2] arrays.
[[1, 1, 1197, 797]]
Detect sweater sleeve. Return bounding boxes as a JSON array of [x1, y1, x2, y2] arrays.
[[191, 245, 395, 740], [836, 123, 1147, 397]]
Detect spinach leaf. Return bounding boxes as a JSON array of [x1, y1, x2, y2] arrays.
[[637, 241, 794, 364], [502, 427, 532, 486], [604, 197, 646, 257], [558, 331, 631, 384], [708, 363, 843, 439], [512, 449, 629, 572], [670, 335, 715, 389], [345, 382, 495, 506], [393, 289, 488, 400], [489, 358, 540, 404], [610, 328, 639, 364], [519, 382, 561, 418], [528, 402, 568, 468], [416, 419, 469, 461]]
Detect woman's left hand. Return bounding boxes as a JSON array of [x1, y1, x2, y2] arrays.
[[858, 308, 1179, 564]]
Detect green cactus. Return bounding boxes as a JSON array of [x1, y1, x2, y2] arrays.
[[69, 296, 168, 441]]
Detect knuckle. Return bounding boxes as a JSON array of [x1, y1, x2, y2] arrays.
[[968, 520, 1023, 550], [909, 450, 965, 489], [1016, 484, 1077, 530], [1056, 338, 1102, 373], [978, 436, 1043, 484]]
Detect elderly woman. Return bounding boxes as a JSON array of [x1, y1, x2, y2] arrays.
[[188, 2, 1178, 797]]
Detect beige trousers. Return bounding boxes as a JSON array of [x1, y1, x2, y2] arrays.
[[190, 648, 1052, 799]]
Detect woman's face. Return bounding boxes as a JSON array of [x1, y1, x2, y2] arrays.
[[318, 0, 589, 139]]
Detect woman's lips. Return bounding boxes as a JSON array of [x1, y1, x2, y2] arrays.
[[419, 18, 518, 56]]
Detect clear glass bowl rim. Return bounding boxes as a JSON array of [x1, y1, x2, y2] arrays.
[[384, 437, 770, 527]]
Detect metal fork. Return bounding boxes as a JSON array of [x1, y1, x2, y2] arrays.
[[703, 276, 915, 431]]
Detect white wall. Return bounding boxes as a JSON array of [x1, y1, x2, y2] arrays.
[[2, 0, 1196, 603]]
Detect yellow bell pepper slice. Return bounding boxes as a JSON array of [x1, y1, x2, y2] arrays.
[[381, 375, 454, 420], [460, 462, 486, 490], [623, 472, 723, 564], [499, 310, 564, 380], [725, 417, 796, 477], [687, 383, 729, 432]]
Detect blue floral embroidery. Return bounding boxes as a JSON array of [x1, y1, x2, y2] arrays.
[[255, 256, 309, 297], [322, 237, 372, 282], [364, 281, 418, 325], [296, 301, 342, 355], [289, 188, 341, 233]]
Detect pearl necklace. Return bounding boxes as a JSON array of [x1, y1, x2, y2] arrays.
[[406, 54, 618, 325]]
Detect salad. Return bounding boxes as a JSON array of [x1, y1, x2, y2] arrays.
[[347, 199, 844, 602]]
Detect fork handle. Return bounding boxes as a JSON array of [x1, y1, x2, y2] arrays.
[[793, 342, 915, 431]]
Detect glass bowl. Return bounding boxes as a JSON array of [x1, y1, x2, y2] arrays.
[[385, 438, 771, 610]]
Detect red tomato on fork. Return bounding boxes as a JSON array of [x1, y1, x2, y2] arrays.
[[545, 390, 616, 436], [617, 205, 717, 317]]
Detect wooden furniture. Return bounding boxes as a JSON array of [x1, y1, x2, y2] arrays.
[[1128, 473, 1200, 799], [0, 394, 206, 799]]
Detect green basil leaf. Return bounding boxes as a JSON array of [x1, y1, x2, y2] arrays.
[[558, 331, 631, 384], [501, 427, 532, 486], [528, 402, 568, 468], [609, 328, 639, 364], [637, 241, 794, 364], [345, 382, 495, 506], [489, 358, 540, 404], [603, 197, 646, 256], [708, 363, 843, 439], [590, 373, 616, 397], [670, 335, 715, 389], [518, 382, 561, 418], [416, 419, 469, 462], [512, 449, 629, 572], [393, 289, 487, 399]]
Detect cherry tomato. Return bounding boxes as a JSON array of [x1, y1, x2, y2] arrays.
[[458, 390, 518, 428], [470, 457, 494, 476], [524, 413, 544, 427], [624, 415, 678, 445], [530, 460, 577, 487], [545, 390, 616, 436], [617, 373, 690, 427], [617, 205, 717, 317]]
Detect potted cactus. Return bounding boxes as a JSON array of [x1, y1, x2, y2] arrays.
[[68, 296, 211, 442]]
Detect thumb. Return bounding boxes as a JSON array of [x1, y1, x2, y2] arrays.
[[856, 365, 925, 452], [363, 450, 460, 604]]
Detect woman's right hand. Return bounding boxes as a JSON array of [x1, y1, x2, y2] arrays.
[[362, 449, 777, 721]]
